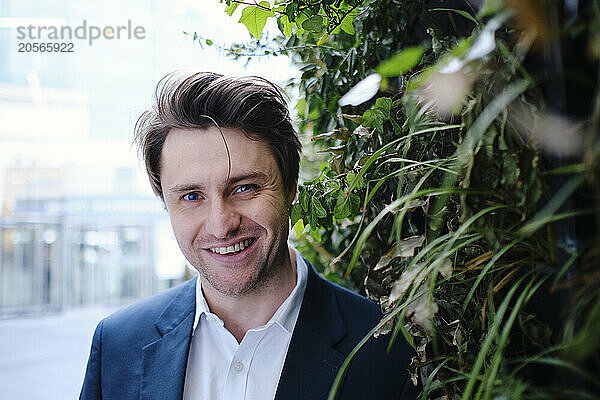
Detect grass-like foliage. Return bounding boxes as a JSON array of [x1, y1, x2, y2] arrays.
[[209, 0, 600, 398]]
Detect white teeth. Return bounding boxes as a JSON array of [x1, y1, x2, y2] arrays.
[[209, 239, 253, 255]]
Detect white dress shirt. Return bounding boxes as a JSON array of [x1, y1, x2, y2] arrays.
[[183, 249, 308, 400]]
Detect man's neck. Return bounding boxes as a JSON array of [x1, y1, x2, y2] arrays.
[[201, 247, 298, 343]]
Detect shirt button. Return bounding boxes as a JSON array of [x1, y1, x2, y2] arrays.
[[233, 361, 244, 372]]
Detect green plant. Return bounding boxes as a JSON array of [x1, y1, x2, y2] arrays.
[[194, 0, 600, 398]]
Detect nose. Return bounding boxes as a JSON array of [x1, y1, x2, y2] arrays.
[[204, 198, 241, 240]]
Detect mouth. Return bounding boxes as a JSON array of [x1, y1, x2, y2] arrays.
[[207, 238, 256, 256]]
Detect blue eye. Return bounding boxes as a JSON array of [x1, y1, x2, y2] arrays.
[[183, 192, 201, 201], [235, 184, 258, 194]]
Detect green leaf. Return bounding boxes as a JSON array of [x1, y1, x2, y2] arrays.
[[429, 8, 479, 25], [563, 297, 600, 359], [302, 15, 324, 32], [295, 12, 308, 35], [332, 8, 359, 34], [374, 97, 392, 116], [278, 14, 294, 37], [518, 176, 584, 238], [346, 171, 356, 186], [238, 2, 275, 39], [308, 96, 324, 120], [285, 2, 298, 20], [349, 193, 361, 214], [346, 171, 365, 190], [224, 2, 239, 16], [455, 80, 529, 174], [293, 218, 305, 239], [362, 98, 392, 134], [311, 197, 327, 218], [300, 189, 310, 212], [339, 8, 358, 34], [362, 109, 386, 133], [290, 203, 303, 227], [478, 0, 503, 17], [309, 226, 322, 241], [334, 192, 351, 220], [376, 46, 425, 77], [295, 99, 307, 119], [316, 32, 330, 45], [545, 163, 586, 175]]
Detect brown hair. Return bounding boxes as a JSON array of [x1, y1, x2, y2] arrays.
[[134, 71, 301, 200]]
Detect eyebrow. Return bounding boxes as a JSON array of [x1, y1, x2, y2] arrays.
[[228, 171, 269, 186], [168, 183, 205, 195], [167, 171, 270, 195]]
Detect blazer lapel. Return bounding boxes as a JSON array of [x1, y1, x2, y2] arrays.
[[275, 263, 348, 400], [140, 279, 196, 400]]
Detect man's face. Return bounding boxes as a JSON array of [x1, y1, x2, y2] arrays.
[[160, 127, 293, 297]]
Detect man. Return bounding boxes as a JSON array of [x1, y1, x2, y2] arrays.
[[80, 72, 417, 400]]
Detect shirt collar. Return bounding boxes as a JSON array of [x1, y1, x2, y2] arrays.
[[191, 247, 308, 334]]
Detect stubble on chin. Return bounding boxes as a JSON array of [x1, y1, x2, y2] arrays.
[[202, 261, 265, 298], [188, 240, 291, 299]]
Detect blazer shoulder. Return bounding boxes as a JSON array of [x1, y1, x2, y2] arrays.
[[298, 262, 418, 399], [101, 278, 196, 338]]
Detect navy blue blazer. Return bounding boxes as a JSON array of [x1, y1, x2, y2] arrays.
[[80, 262, 418, 399]]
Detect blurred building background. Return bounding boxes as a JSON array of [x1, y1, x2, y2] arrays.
[[0, 194, 182, 316], [0, 0, 296, 318], [0, 1, 296, 397], [0, 77, 187, 317]]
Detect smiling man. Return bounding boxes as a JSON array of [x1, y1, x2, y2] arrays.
[[80, 72, 418, 400]]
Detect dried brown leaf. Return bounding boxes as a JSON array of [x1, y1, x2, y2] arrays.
[[374, 235, 425, 271]]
